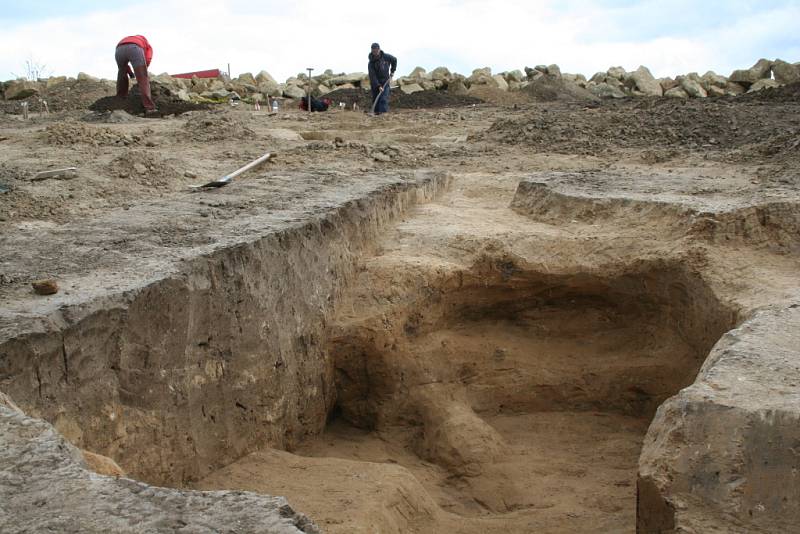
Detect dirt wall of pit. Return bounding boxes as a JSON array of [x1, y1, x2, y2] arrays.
[[0, 171, 451, 487]]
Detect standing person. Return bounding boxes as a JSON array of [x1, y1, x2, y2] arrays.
[[368, 43, 397, 115], [115, 35, 157, 114]]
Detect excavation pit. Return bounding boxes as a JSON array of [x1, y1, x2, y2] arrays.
[[196, 263, 737, 533]]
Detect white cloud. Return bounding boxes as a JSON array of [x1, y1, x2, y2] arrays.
[[0, 0, 797, 82]]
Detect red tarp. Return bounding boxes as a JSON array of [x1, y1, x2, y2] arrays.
[[171, 69, 222, 79]]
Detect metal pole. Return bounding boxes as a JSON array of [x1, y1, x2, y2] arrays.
[[306, 67, 314, 114]]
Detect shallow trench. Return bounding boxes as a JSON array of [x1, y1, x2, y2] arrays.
[[197, 261, 737, 533]]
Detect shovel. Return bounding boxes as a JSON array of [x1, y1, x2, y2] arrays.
[[369, 77, 392, 116], [191, 152, 273, 189]]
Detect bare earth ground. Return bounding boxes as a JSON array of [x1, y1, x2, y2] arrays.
[[1, 89, 799, 533]]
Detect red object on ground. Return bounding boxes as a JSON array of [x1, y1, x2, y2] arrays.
[[117, 35, 153, 66], [172, 69, 222, 79]]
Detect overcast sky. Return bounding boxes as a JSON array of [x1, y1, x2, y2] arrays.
[[1, 0, 798, 82]]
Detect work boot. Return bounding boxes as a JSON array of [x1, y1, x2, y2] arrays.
[[116, 67, 129, 98], [132, 65, 156, 112]]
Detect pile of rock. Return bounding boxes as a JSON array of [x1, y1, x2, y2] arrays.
[[3, 58, 798, 105]]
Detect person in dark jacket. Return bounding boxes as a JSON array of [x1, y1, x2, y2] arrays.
[[367, 43, 397, 114], [115, 35, 156, 113]]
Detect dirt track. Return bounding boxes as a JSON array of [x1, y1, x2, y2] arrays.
[[1, 89, 799, 533]]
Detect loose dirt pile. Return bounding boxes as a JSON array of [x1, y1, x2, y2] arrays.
[[89, 82, 206, 116], [182, 110, 256, 141], [323, 87, 484, 110], [523, 76, 599, 102], [44, 120, 150, 146], [478, 97, 800, 168], [106, 150, 179, 188], [0, 79, 115, 114]]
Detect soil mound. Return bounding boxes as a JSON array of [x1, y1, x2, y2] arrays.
[[323, 87, 483, 110], [0, 79, 114, 114], [739, 81, 800, 103], [44, 120, 149, 147], [183, 110, 255, 142], [478, 96, 800, 166], [467, 86, 529, 106], [106, 150, 179, 188], [523, 76, 599, 102], [89, 82, 206, 117]]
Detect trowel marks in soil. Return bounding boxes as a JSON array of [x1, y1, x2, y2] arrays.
[[89, 82, 206, 117]]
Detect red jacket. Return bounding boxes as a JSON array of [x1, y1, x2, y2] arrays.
[[117, 35, 153, 66]]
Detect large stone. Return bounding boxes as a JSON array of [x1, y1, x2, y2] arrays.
[[283, 84, 307, 99], [255, 70, 277, 85], [45, 76, 68, 88], [681, 78, 707, 98], [588, 82, 626, 99], [724, 82, 746, 95], [505, 69, 524, 83], [748, 78, 780, 93], [4, 79, 40, 100], [447, 79, 468, 95], [630, 66, 663, 96], [590, 72, 607, 84], [420, 80, 436, 91], [700, 71, 728, 89], [729, 58, 772, 85], [0, 404, 317, 533], [430, 67, 451, 81], [328, 72, 367, 86], [77, 72, 99, 82], [471, 67, 492, 78], [607, 66, 627, 80], [492, 75, 509, 91], [546, 64, 562, 78], [664, 86, 689, 99], [400, 83, 424, 95], [237, 72, 257, 85], [706, 85, 726, 97], [771, 59, 800, 85], [408, 66, 428, 80], [660, 78, 678, 92]]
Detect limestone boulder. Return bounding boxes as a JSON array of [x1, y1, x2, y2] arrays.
[[724, 82, 746, 96], [664, 86, 689, 99], [771, 59, 800, 85], [283, 84, 306, 99], [492, 75, 509, 91], [700, 71, 728, 89], [505, 70, 524, 83], [588, 82, 626, 99], [256, 71, 277, 85], [328, 72, 368, 86], [45, 76, 67, 88], [607, 66, 627, 80], [447, 79, 468, 95], [590, 72, 607, 84], [681, 78, 707, 98], [729, 58, 772, 85], [546, 64, 562, 78], [409, 66, 428, 80], [430, 67, 452, 81], [420, 80, 436, 91], [4, 79, 41, 100], [237, 72, 257, 85], [660, 78, 678, 92], [400, 83, 424, 95], [706, 85, 726, 97], [77, 72, 99, 82], [748, 78, 780, 93], [630, 66, 663, 96]]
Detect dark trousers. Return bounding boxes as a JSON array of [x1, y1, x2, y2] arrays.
[[115, 43, 155, 111], [371, 83, 390, 114]]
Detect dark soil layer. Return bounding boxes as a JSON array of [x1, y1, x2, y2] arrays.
[[739, 81, 800, 103], [0, 80, 114, 114], [323, 87, 483, 110], [477, 96, 800, 171], [89, 82, 206, 117]]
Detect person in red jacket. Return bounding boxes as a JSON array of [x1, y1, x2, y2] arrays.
[[115, 35, 156, 113]]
